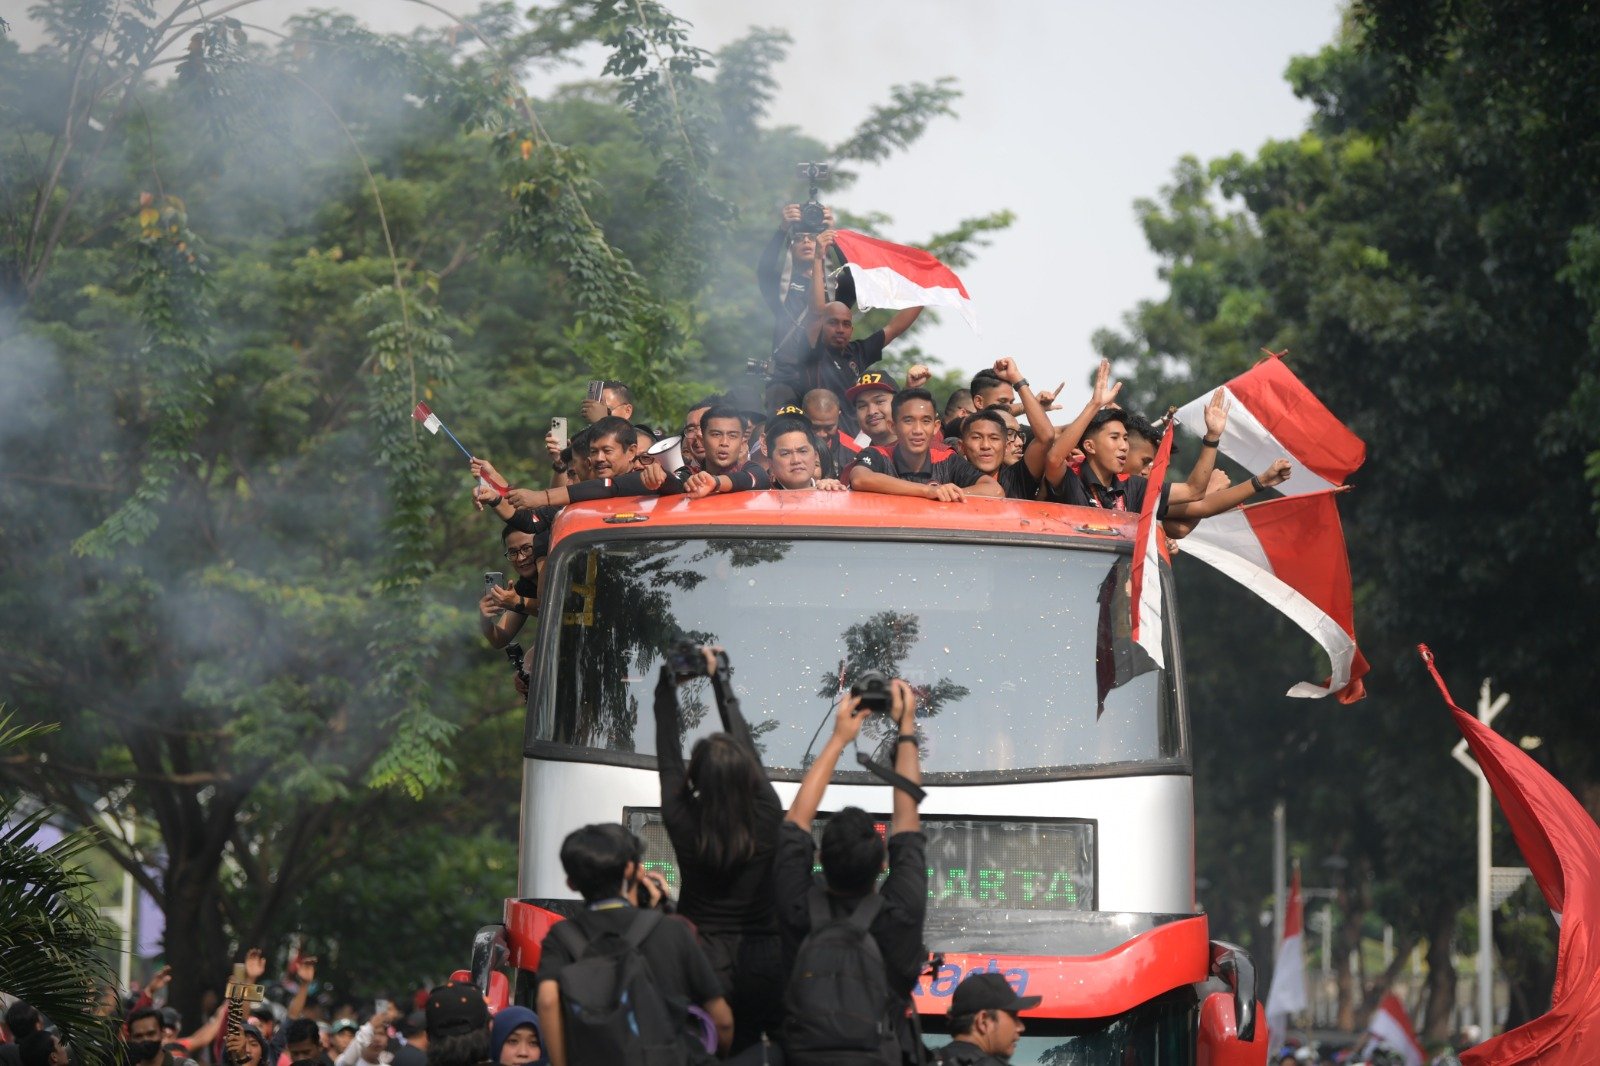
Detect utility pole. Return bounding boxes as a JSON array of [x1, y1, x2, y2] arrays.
[[1273, 800, 1287, 952], [1451, 678, 1509, 1038]]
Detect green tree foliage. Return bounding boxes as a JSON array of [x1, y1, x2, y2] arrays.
[[0, 0, 1005, 1016], [1100, 5, 1600, 1039], [0, 714, 119, 1066]]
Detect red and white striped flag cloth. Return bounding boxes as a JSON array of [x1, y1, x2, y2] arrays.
[[831, 229, 979, 333], [1422, 646, 1600, 1065], [412, 401, 443, 434], [1175, 351, 1365, 497], [1179, 490, 1369, 702], [1128, 418, 1174, 668], [1365, 993, 1427, 1066], [1265, 866, 1308, 1037]]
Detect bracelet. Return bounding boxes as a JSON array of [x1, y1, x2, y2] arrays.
[[1249, 475, 1265, 492], [895, 734, 919, 746], [1201, 437, 1220, 448]]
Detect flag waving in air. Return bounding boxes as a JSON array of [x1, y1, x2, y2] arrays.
[[1265, 865, 1308, 1038], [831, 230, 979, 333], [412, 401, 506, 494], [1365, 992, 1426, 1066], [1175, 351, 1365, 497], [1179, 490, 1369, 702], [1128, 412, 1174, 668], [1421, 646, 1600, 1065]]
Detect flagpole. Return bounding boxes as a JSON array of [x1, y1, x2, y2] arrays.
[[1450, 679, 1509, 1038], [1273, 799, 1286, 954]]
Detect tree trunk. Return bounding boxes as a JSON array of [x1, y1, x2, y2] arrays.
[[163, 856, 232, 1027], [1422, 906, 1459, 1043]]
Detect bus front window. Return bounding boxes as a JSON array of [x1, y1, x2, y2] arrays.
[[537, 536, 1182, 777]]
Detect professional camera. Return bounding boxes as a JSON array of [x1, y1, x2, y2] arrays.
[[667, 641, 728, 681], [504, 641, 527, 681], [745, 356, 774, 377], [850, 669, 891, 714], [794, 161, 831, 234]]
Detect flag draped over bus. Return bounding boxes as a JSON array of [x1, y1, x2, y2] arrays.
[[1422, 646, 1600, 1065], [1128, 419, 1174, 668]]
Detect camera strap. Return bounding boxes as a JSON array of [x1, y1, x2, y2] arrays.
[[854, 750, 927, 804]]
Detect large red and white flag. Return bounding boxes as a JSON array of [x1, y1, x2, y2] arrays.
[[1128, 418, 1174, 668], [1366, 992, 1427, 1066], [1265, 866, 1308, 1036], [1421, 646, 1600, 1065], [832, 230, 979, 333], [1175, 352, 1365, 497], [1179, 490, 1369, 702]]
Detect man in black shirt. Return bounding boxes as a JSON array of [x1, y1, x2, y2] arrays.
[[773, 679, 927, 1059], [932, 973, 1040, 1065], [847, 371, 899, 449], [957, 410, 1041, 501], [535, 824, 733, 1066], [756, 205, 856, 402], [765, 416, 847, 491], [802, 388, 862, 478], [682, 406, 770, 497], [847, 388, 1003, 502]]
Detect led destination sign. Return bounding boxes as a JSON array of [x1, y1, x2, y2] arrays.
[[626, 811, 1096, 912]]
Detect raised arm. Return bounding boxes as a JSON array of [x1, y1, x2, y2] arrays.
[[1044, 359, 1121, 487], [786, 693, 866, 831], [804, 233, 833, 347], [888, 680, 922, 835], [881, 304, 924, 345], [1169, 390, 1228, 503], [653, 667, 688, 801], [756, 209, 798, 312], [1165, 460, 1293, 526], [994, 358, 1059, 477]]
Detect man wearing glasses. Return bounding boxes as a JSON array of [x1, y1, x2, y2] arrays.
[[479, 525, 541, 649]]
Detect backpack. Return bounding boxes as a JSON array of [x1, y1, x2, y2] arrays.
[[781, 885, 903, 1066], [549, 909, 693, 1066]]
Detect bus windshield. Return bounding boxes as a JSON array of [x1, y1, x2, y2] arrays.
[[535, 535, 1181, 778]]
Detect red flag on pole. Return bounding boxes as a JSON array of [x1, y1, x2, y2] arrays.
[[1421, 645, 1600, 1064]]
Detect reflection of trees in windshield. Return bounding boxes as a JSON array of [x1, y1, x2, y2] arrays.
[[817, 610, 970, 763], [555, 539, 791, 751]]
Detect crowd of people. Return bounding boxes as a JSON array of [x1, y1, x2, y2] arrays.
[[470, 201, 1295, 639]]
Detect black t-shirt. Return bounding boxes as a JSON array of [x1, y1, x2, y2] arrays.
[[819, 430, 863, 480], [757, 229, 857, 378], [772, 822, 929, 1000], [535, 905, 723, 1007], [654, 682, 783, 936], [848, 444, 988, 489], [934, 1041, 1008, 1066], [997, 461, 1041, 501], [804, 331, 887, 435], [1045, 465, 1169, 517]]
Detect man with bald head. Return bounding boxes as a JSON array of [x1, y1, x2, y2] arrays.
[[801, 388, 860, 478]]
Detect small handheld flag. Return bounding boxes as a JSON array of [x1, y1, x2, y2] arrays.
[[411, 401, 507, 494]]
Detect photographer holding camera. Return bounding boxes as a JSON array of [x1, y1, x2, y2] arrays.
[[653, 645, 786, 1055], [775, 675, 927, 1066], [756, 163, 857, 407]]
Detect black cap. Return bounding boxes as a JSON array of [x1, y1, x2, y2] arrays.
[[949, 972, 1042, 1016], [425, 981, 488, 1039], [249, 1004, 275, 1022]]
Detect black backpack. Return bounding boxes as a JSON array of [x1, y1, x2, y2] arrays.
[[782, 885, 904, 1066], [549, 909, 694, 1066]]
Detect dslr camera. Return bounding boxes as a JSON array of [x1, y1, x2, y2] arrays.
[[794, 162, 831, 234], [850, 668, 891, 714], [668, 641, 728, 682]]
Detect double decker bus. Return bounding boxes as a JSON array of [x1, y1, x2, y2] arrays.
[[462, 490, 1268, 1064]]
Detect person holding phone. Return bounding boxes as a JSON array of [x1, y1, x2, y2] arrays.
[[479, 526, 539, 650]]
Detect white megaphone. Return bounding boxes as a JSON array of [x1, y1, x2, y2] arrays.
[[646, 435, 692, 483]]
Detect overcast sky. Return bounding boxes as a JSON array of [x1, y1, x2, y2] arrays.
[[21, 0, 1343, 401]]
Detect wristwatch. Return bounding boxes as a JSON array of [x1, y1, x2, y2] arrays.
[[1013, 377, 1030, 390]]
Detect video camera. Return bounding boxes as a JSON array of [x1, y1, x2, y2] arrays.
[[794, 162, 831, 234], [504, 641, 528, 683]]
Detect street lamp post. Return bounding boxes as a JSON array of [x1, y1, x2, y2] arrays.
[[1450, 678, 1509, 1038]]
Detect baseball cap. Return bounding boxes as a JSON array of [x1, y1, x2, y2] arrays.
[[949, 972, 1042, 1016], [773, 404, 805, 418], [249, 1004, 276, 1023], [846, 371, 898, 401], [425, 981, 488, 1039], [330, 1020, 359, 1036]]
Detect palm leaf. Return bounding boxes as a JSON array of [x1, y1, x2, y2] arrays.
[[0, 709, 121, 1066]]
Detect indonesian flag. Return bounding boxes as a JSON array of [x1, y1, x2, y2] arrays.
[[412, 401, 442, 434], [1128, 418, 1174, 668], [1265, 866, 1308, 1036], [1422, 646, 1600, 1065], [831, 229, 979, 333], [1175, 352, 1365, 497], [1365, 993, 1426, 1066], [1179, 490, 1369, 702]]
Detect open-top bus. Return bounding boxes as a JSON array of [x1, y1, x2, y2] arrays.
[[460, 490, 1268, 1065]]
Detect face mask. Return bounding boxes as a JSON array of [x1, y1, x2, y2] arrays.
[[291, 1057, 325, 1066], [128, 1040, 164, 1062]]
